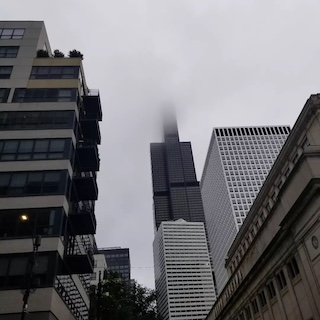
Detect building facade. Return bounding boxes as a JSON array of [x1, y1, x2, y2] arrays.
[[150, 116, 206, 230], [201, 126, 290, 294], [154, 220, 216, 320], [0, 21, 102, 319], [99, 247, 131, 282], [90, 254, 107, 287], [206, 94, 320, 320], [151, 116, 217, 319]]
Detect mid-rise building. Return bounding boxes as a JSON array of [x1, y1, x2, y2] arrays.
[[99, 247, 131, 282], [154, 220, 216, 320], [0, 21, 102, 319], [90, 254, 107, 287], [201, 126, 290, 294], [206, 94, 320, 320]]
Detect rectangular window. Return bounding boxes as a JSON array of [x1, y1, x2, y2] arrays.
[[267, 281, 276, 299], [12, 88, 77, 103], [0, 139, 71, 161], [0, 170, 68, 197], [0, 88, 10, 103], [0, 46, 19, 58], [276, 270, 287, 290], [251, 299, 259, 314], [258, 290, 267, 307], [0, 66, 13, 79], [0, 111, 75, 130], [287, 257, 300, 279], [0, 28, 25, 40], [30, 66, 79, 79]]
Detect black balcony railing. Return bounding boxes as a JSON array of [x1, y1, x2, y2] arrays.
[[82, 89, 102, 121], [80, 118, 101, 144], [55, 275, 88, 320], [72, 171, 98, 201], [69, 200, 97, 235], [76, 142, 100, 172], [64, 235, 94, 274]]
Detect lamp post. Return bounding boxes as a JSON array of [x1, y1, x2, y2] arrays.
[[20, 214, 42, 320]]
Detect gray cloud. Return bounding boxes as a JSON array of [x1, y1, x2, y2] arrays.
[[2, 0, 320, 288]]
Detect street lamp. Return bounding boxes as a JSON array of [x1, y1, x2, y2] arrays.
[[19, 214, 42, 320]]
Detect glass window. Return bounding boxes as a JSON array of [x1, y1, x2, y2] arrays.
[[26, 172, 43, 194], [0, 88, 10, 103], [49, 140, 65, 152], [0, 46, 19, 58], [9, 173, 27, 195], [18, 140, 34, 153], [0, 66, 13, 79], [34, 140, 49, 153], [3, 141, 18, 153], [0, 28, 25, 40]]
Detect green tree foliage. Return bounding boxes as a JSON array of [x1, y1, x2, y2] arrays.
[[90, 271, 161, 320]]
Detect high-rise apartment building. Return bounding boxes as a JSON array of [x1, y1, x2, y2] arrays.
[[0, 21, 102, 319], [99, 247, 131, 282], [153, 220, 216, 320], [201, 126, 290, 294], [150, 116, 206, 230]]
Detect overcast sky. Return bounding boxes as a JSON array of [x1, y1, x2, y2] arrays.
[[3, 0, 320, 289]]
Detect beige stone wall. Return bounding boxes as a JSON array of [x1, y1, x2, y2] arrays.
[[206, 95, 320, 320]]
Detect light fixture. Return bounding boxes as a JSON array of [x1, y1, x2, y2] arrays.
[[20, 214, 29, 221]]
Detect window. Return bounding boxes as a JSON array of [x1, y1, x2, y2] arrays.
[[287, 257, 300, 279], [0, 207, 63, 238], [258, 290, 267, 307], [0, 66, 13, 79], [0, 111, 75, 130], [252, 298, 259, 314], [12, 88, 77, 103], [0, 88, 10, 103], [276, 270, 287, 290], [267, 281, 276, 299], [0, 46, 19, 58], [0, 170, 68, 197], [0, 28, 24, 39], [30, 66, 79, 79], [0, 139, 70, 161], [245, 306, 252, 320]]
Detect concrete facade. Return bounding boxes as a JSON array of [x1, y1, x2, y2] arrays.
[[0, 21, 101, 319], [201, 126, 289, 294], [154, 220, 216, 320], [206, 94, 320, 320]]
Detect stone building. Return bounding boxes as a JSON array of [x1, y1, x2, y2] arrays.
[[206, 94, 320, 320]]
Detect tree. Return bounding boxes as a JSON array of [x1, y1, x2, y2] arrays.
[[90, 271, 161, 320]]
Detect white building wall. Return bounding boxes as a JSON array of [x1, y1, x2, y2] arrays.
[[201, 126, 290, 294], [154, 220, 216, 320]]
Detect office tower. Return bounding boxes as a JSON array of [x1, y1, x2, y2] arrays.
[[150, 115, 206, 230], [99, 247, 131, 282], [153, 220, 216, 320], [0, 21, 102, 319], [201, 126, 290, 294], [151, 116, 216, 320]]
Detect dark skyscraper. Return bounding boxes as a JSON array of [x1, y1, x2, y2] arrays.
[[150, 115, 206, 230]]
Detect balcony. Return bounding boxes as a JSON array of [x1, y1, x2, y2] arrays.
[[82, 89, 102, 121], [76, 143, 100, 172], [63, 236, 94, 274], [69, 201, 97, 235], [80, 118, 101, 144], [72, 172, 98, 201]]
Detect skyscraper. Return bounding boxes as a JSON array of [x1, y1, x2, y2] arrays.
[[150, 115, 206, 230], [201, 126, 290, 294], [99, 247, 131, 282], [0, 21, 102, 319], [154, 220, 216, 320], [151, 116, 216, 320]]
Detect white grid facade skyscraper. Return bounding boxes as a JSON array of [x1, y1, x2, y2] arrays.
[[201, 126, 290, 294], [153, 220, 216, 320]]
